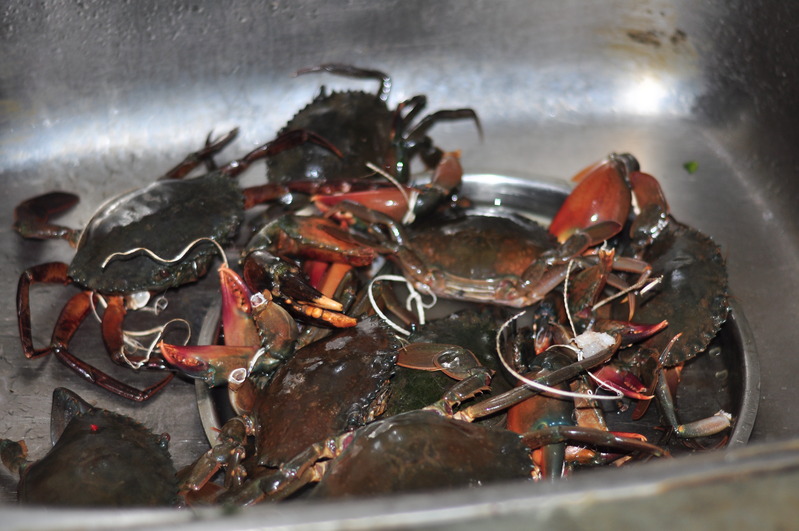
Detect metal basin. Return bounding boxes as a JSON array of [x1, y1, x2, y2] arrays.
[[1, 0, 797, 528]]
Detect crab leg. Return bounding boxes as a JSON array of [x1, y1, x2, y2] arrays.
[[99, 295, 168, 371], [218, 129, 343, 180], [653, 343, 732, 438], [398, 343, 494, 415], [51, 291, 175, 401], [454, 332, 622, 422], [159, 127, 240, 180], [521, 426, 668, 459], [217, 436, 337, 506], [17, 261, 174, 400], [17, 262, 72, 358], [296, 63, 392, 101], [401, 109, 482, 174], [506, 349, 576, 480], [313, 151, 464, 222], [13, 193, 82, 246]]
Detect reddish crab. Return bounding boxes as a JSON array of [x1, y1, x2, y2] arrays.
[[13, 129, 339, 400], [235, 154, 650, 316]]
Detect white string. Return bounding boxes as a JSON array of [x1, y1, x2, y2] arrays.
[[367, 274, 437, 336], [138, 294, 169, 315], [119, 318, 191, 370], [365, 162, 417, 224], [94, 237, 229, 369], [563, 259, 578, 337], [494, 311, 623, 401], [88, 293, 107, 324], [88, 293, 191, 370], [592, 274, 661, 313], [101, 237, 229, 269], [247, 347, 267, 376]]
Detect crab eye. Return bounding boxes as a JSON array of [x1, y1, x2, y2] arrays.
[[159, 268, 171, 279]]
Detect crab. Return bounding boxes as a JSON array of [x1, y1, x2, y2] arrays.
[[551, 166, 732, 442], [262, 64, 480, 223], [0, 388, 177, 506], [268, 63, 480, 185], [13, 128, 339, 400], [216, 331, 668, 503], [173, 269, 670, 504], [622, 170, 729, 366], [234, 157, 648, 322]]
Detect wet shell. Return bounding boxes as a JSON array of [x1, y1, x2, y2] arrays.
[[309, 410, 533, 498], [254, 316, 400, 467]]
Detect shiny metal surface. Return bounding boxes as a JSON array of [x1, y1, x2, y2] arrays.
[[1, 0, 798, 527]]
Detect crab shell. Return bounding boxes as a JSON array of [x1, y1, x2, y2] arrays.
[[633, 221, 729, 366], [253, 316, 401, 467], [400, 209, 559, 307], [267, 90, 394, 184], [17, 388, 177, 507], [69, 172, 243, 294], [308, 410, 533, 499]]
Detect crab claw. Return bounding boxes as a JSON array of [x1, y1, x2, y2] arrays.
[[313, 151, 463, 223], [549, 155, 633, 243], [629, 170, 669, 214], [628, 170, 671, 248], [243, 248, 357, 328], [218, 265, 261, 347], [159, 342, 259, 387], [591, 347, 659, 400], [589, 317, 669, 345], [160, 265, 298, 386], [592, 363, 654, 400]]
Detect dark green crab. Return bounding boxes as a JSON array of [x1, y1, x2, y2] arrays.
[[0, 388, 177, 507], [14, 129, 337, 400]]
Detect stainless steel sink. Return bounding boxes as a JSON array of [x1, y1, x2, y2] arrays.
[[2, 1, 798, 528]]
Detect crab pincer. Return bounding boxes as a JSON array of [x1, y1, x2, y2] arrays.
[[159, 263, 299, 386]]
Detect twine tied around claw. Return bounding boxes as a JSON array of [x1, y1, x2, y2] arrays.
[[368, 274, 437, 336]]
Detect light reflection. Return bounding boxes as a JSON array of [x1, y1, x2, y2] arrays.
[[623, 75, 669, 115]]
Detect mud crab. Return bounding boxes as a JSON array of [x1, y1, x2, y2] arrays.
[[217, 333, 667, 503], [237, 156, 639, 314], [268, 63, 480, 185], [176, 285, 669, 504], [622, 170, 728, 366], [14, 128, 338, 400], [0, 388, 177, 506], [176, 315, 402, 500], [580, 168, 732, 442], [264, 64, 480, 223]]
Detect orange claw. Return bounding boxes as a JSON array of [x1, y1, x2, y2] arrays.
[[549, 157, 632, 243], [629, 170, 669, 214], [314, 186, 416, 222], [159, 342, 259, 387], [218, 265, 261, 348], [161, 266, 300, 386], [314, 151, 463, 223]]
